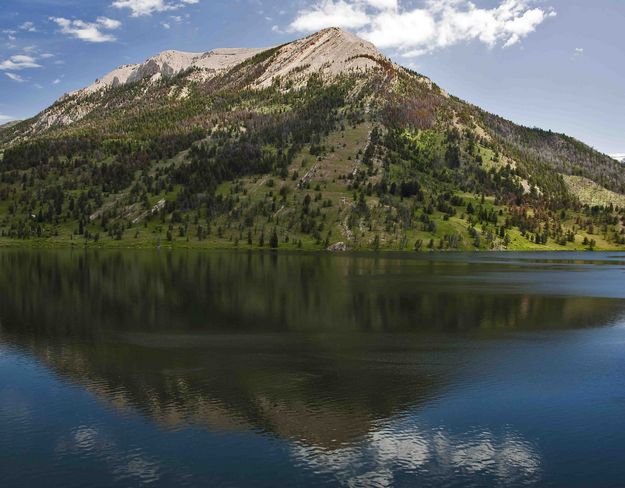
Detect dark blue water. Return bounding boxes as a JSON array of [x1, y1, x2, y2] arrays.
[[1, 251, 625, 487]]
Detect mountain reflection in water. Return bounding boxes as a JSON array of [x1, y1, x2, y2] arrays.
[[2, 250, 625, 487]]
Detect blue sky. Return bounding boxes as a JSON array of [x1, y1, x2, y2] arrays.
[[1, 0, 623, 156]]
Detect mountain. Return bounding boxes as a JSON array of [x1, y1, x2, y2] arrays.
[[0, 120, 20, 132], [5, 29, 386, 138], [1, 27, 625, 251]]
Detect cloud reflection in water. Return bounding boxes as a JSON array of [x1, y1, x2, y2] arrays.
[[291, 418, 541, 487], [55, 425, 163, 486]]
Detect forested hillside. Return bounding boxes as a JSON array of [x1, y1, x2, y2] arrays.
[[1, 28, 624, 251]]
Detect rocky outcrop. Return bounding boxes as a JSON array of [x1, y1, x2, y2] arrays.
[[327, 242, 348, 252], [3, 28, 404, 143], [254, 27, 391, 88], [78, 48, 267, 97], [0, 120, 19, 132]]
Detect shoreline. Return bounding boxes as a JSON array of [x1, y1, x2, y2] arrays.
[[0, 238, 617, 252]]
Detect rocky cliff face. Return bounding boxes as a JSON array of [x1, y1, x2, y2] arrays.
[[78, 48, 267, 96], [253, 27, 391, 88], [0, 120, 19, 132], [6, 28, 397, 142], [77, 28, 390, 95]]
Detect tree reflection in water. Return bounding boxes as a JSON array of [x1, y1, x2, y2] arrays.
[[1, 250, 625, 486]]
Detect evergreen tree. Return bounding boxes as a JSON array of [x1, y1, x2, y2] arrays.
[[270, 228, 279, 249]]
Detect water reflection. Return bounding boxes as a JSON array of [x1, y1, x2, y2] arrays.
[[1, 250, 624, 336], [2, 251, 625, 487], [292, 423, 542, 487], [55, 426, 164, 485], [5, 334, 451, 447]]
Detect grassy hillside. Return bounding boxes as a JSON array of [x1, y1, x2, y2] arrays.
[[1, 36, 625, 252]]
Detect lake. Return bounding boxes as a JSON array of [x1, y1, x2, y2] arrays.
[[1, 250, 625, 487]]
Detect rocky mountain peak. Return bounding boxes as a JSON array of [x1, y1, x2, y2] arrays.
[[11, 28, 398, 138], [78, 47, 266, 97], [253, 27, 389, 88]]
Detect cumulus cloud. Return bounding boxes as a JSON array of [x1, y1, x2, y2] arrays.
[[0, 54, 42, 71], [288, 0, 555, 56], [290, 1, 371, 31], [112, 0, 199, 17], [50, 17, 121, 43]]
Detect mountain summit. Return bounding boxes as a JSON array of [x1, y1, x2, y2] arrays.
[[80, 27, 386, 97], [16, 28, 396, 135], [80, 48, 267, 96], [1, 28, 624, 250]]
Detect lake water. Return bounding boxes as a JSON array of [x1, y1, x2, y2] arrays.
[[1, 251, 625, 487]]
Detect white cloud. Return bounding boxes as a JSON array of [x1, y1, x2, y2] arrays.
[[610, 153, 625, 162], [19, 21, 37, 32], [0, 54, 42, 71], [0, 114, 14, 123], [289, 1, 371, 31], [363, 0, 398, 10], [288, 0, 555, 56], [5, 72, 26, 82], [97, 17, 122, 30], [571, 47, 584, 61], [112, 0, 199, 17], [50, 17, 121, 43], [52, 78, 61, 85]]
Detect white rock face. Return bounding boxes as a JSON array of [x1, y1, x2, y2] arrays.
[[26, 47, 267, 134], [76, 28, 389, 96], [255, 27, 390, 88], [79, 47, 267, 96], [0, 121, 18, 131], [12, 28, 399, 140]]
